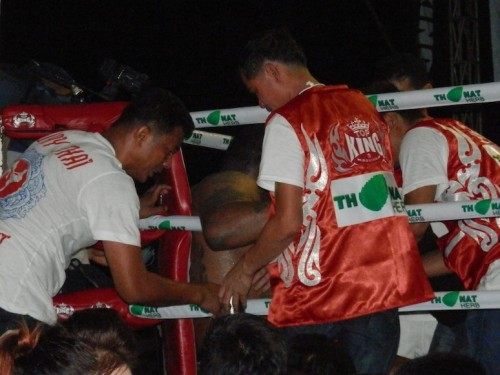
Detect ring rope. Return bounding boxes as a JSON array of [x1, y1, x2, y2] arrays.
[[184, 129, 232, 150], [189, 82, 500, 129], [138, 198, 500, 231], [127, 290, 500, 320]]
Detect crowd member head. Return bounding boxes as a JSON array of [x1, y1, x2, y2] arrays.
[[0, 321, 96, 375], [103, 87, 194, 183], [363, 80, 427, 167], [370, 52, 432, 120], [395, 352, 486, 375], [371, 52, 432, 91], [287, 333, 355, 375], [198, 313, 287, 375], [238, 28, 317, 111], [62, 308, 138, 375]]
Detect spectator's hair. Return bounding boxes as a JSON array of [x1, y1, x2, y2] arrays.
[[372, 52, 430, 89], [395, 352, 486, 375], [0, 321, 97, 375], [113, 87, 194, 138], [287, 333, 355, 375], [63, 308, 138, 373], [239, 28, 307, 80], [199, 313, 287, 375], [362, 80, 425, 124]]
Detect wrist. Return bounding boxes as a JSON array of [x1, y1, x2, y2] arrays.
[[241, 251, 259, 276]]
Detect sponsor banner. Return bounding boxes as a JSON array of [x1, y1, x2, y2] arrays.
[[406, 199, 500, 223], [138, 215, 202, 231], [190, 106, 268, 129], [367, 82, 499, 111], [129, 291, 500, 319], [399, 290, 500, 312], [331, 172, 407, 227], [130, 298, 272, 319], [183, 130, 233, 150]]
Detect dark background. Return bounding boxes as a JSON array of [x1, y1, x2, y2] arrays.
[[0, 0, 497, 184]]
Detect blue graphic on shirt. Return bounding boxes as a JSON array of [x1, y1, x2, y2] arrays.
[[0, 148, 46, 220]]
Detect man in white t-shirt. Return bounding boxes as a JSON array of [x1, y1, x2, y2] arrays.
[[368, 78, 500, 374], [0, 88, 223, 333]]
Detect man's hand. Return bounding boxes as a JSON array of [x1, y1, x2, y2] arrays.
[[219, 257, 255, 313], [198, 282, 225, 316], [139, 184, 171, 218], [251, 266, 270, 294]]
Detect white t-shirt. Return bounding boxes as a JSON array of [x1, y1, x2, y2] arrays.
[[399, 125, 500, 289], [400, 126, 449, 200], [0, 131, 140, 324], [257, 113, 304, 192]]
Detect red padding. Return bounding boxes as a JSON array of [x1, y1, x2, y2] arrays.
[[1, 102, 128, 138]]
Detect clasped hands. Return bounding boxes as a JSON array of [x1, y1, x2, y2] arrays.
[[217, 257, 270, 315]]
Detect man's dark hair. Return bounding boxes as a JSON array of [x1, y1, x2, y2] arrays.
[[113, 87, 194, 138], [239, 28, 307, 80], [373, 52, 430, 89], [62, 308, 138, 372], [4, 322, 97, 375], [199, 313, 287, 375], [363, 80, 425, 124], [287, 333, 355, 375]]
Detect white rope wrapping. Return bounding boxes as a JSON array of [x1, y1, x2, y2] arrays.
[[138, 199, 500, 231], [128, 290, 500, 319], [189, 82, 500, 129], [183, 130, 233, 150]]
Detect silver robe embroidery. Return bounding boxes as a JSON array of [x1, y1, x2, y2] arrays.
[[438, 123, 500, 256], [278, 125, 328, 287]]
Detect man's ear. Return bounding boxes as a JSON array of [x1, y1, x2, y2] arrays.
[[262, 62, 281, 82], [134, 125, 152, 145]]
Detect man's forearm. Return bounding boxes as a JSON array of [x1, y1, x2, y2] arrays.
[[241, 211, 300, 275]]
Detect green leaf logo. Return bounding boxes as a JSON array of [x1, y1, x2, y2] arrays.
[[129, 305, 143, 315], [474, 199, 491, 215], [367, 95, 378, 107], [207, 110, 221, 125], [446, 87, 463, 102], [359, 174, 388, 211], [442, 291, 460, 307], [158, 221, 172, 230]]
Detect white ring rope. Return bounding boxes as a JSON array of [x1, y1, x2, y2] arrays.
[[138, 199, 500, 231], [127, 290, 500, 320], [1, 82, 499, 174], [184, 129, 232, 150], [188, 82, 500, 129]]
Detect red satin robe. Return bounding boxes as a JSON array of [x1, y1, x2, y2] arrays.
[[266, 85, 434, 327]]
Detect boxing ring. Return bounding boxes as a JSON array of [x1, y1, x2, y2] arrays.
[[0, 81, 499, 375]]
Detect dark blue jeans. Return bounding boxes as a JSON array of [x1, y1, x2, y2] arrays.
[[281, 309, 399, 375], [466, 309, 500, 375], [428, 320, 468, 355]]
